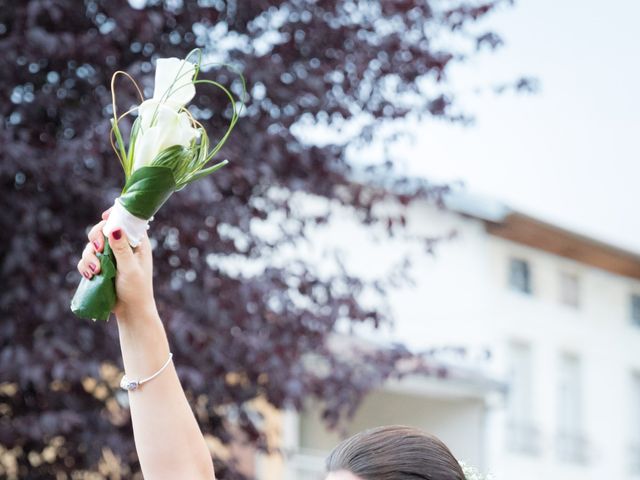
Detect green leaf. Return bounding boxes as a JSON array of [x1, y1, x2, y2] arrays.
[[70, 238, 117, 321], [120, 166, 176, 219], [126, 117, 141, 178], [111, 118, 129, 176], [181, 160, 229, 187]]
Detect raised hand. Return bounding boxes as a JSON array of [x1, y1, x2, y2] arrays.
[[76, 208, 156, 319]]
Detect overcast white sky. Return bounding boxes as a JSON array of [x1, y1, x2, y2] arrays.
[[397, 0, 639, 253]]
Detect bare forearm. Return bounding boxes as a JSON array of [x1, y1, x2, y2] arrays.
[[78, 217, 214, 477], [117, 306, 215, 479]]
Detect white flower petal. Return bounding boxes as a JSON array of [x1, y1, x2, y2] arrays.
[[138, 99, 158, 130], [133, 126, 162, 171], [152, 57, 196, 108], [174, 112, 199, 146], [132, 99, 199, 172], [139, 100, 180, 130]]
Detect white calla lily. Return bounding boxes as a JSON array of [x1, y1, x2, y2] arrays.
[[133, 104, 198, 171], [131, 58, 199, 171], [153, 57, 196, 108]]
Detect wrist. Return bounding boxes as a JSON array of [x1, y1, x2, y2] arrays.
[[115, 300, 159, 326], [115, 301, 168, 357]]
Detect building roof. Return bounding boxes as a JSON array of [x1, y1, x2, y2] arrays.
[[446, 191, 640, 280]]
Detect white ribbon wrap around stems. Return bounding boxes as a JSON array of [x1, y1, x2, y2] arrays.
[[102, 198, 152, 248]]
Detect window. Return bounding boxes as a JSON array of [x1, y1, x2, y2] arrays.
[[557, 353, 587, 464], [509, 258, 532, 294], [631, 372, 640, 474], [631, 294, 640, 327], [506, 342, 539, 454], [559, 272, 580, 308]]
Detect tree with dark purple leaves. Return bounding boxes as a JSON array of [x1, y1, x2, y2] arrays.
[[0, 1, 528, 478]]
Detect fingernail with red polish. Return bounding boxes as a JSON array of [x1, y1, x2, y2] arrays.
[[93, 240, 100, 250], [83, 271, 91, 279], [112, 229, 122, 240], [89, 263, 96, 272]]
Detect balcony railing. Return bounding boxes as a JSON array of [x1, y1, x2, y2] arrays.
[[556, 431, 590, 465], [506, 421, 542, 456], [629, 442, 640, 475]]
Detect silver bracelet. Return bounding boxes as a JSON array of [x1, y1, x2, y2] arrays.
[[120, 352, 174, 391]]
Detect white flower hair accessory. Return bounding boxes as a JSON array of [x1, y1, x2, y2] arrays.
[[460, 462, 494, 480]]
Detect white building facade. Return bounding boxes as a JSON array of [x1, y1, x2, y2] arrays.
[[256, 194, 640, 480]]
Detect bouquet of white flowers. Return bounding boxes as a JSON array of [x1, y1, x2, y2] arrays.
[[71, 49, 243, 321]]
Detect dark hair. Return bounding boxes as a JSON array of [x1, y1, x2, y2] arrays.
[[326, 425, 466, 480]]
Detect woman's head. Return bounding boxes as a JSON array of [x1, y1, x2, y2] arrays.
[[325, 425, 466, 480]]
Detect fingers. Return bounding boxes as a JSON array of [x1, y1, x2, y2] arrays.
[[134, 231, 151, 256], [108, 228, 135, 269], [88, 220, 107, 253], [77, 243, 101, 279], [76, 210, 114, 280]]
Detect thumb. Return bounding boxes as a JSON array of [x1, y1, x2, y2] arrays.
[[108, 228, 135, 268]]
